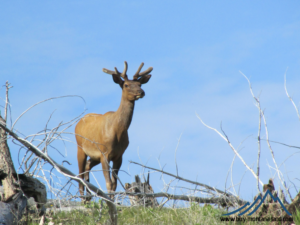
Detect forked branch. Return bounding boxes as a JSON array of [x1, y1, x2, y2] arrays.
[[241, 71, 292, 202], [196, 113, 264, 187], [239, 71, 263, 194]]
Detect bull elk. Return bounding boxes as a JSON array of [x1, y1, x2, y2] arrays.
[[75, 61, 153, 199]]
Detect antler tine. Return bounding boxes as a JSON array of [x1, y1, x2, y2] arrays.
[[103, 61, 128, 80], [139, 67, 153, 76], [121, 61, 128, 80], [133, 63, 153, 80], [114, 67, 121, 74], [102, 68, 116, 75], [133, 62, 144, 79]]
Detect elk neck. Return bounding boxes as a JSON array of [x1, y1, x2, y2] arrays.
[[114, 94, 135, 131]]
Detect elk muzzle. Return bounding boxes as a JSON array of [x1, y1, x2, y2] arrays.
[[135, 90, 145, 100]]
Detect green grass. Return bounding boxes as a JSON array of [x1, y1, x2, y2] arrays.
[[26, 201, 299, 225], [116, 203, 221, 225], [293, 209, 300, 225]]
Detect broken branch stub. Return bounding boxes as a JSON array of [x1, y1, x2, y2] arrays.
[[125, 175, 158, 207]]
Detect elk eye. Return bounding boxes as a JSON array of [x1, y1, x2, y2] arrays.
[[124, 84, 128, 88]]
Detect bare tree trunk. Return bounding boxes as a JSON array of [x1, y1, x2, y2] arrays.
[[0, 114, 27, 225], [0, 115, 47, 224], [0, 115, 18, 200]]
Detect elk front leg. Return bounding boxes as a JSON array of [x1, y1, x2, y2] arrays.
[[77, 146, 87, 198], [111, 157, 122, 192], [84, 158, 100, 201], [101, 157, 113, 198]]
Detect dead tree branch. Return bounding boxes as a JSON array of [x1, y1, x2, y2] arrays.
[[0, 121, 117, 225], [129, 160, 242, 202], [240, 71, 263, 194], [241, 71, 292, 202], [261, 109, 293, 201], [4, 81, 12, 123], [11, 95, 85, 131], [195, 113, 264, 187], [111, 191, 247, 205], [261, 139, 300, 150], [284, 68, 300, 121]]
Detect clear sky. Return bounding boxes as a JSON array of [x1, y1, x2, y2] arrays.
[[1, 1, 300, 203]]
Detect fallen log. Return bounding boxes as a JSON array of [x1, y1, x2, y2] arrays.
[[0, 192, 27, 225], [0, 174, 47, 224]]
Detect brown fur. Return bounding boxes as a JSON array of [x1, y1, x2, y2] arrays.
[[75, 62, 152, 199]]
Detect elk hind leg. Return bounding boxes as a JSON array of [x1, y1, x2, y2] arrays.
[[77, 146, 87, 198], [84, 158, 100, 201]]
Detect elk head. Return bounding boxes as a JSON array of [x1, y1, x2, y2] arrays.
[[103, 61, 153, 101]]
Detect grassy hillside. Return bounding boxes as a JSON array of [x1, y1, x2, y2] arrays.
[[26, 201, 299, 225]]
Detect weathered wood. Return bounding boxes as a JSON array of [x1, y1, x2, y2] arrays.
[[0, 175, 47, 222], [0, 167, 6, 180], [0, 186, 3, 201], [284, 191, 300, 218], [0, 113, 47, 223], [0, 115, 18, 200], [0, 192, 27, 225], [125, 174, 158, 207], [17, 174, 47, 208], [242, 180, 294, 225]]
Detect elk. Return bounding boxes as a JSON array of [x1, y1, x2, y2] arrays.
[[75, 61, 153, 200]]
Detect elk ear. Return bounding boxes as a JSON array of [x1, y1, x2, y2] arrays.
[[139, 75, 151, 84], [112, 74, 124, 88]]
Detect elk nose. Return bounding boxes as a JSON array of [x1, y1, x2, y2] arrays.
[[139, 90, 145, 97]]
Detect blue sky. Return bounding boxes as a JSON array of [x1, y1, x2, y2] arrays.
[[1, 1, 300, 203]]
